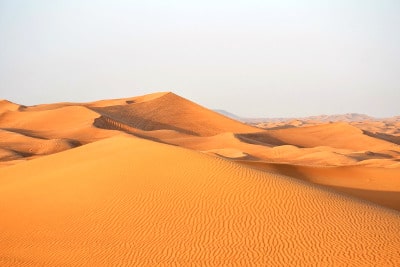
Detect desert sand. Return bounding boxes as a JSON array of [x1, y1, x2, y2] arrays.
[[1, 92, 400, 265], [1, 135, 400, 266]]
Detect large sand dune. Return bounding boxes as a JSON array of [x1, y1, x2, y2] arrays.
[[0, 128, 77, 157], [90, 92, 259, 136], [1, 135, 400, 266]]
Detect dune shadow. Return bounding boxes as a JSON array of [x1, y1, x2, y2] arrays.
[[329, 186, 400, 212], [235, 161, 310, 181], [93, 116, 180, 146], [17, 105, 27, 111], [235, 160, 400, 212], [1, 128, 48, 140], [267, 125, 297, 130], [235, 132, 289, 147], [90, 107, 199, 136], [213, 153, 259, 161], [0, 128, 82, 149], [348, 151, 393, 161], [7, 149, 34, 158], [363, 130, 400, 145]]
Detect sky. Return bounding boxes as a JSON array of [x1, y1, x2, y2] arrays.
[[0, 0, 399, 118]]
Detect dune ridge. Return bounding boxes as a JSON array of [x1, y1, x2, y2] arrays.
[[0, 100, 21, 112]]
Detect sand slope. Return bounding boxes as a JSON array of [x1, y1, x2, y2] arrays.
[[0, 129, 77, 157], [238, 161, 400, 210], [1, 135, 400, 266], [0, 105, 120, 145]]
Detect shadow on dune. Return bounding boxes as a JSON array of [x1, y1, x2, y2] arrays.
[[7, 149, 34, 158], [17, 105, 27, 111], [93, 116, 179, 146], [235, 160, 400, 212], [1, 128, 48, 140], [329, 186, 400, 212], [265, 125, 297, 130], [211, 152, 259, 161], [348, 151, 393, 161], [1, 128, 82, 150], [363, 130, 400, 146], [90, 107, 199, 136], [235, 132, 289, 147]]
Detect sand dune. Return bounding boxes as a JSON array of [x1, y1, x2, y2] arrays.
[[1, 135, 400, 266], [2, 93, 398, 167], [166, 132, 363, 166], [1, 92, 400, 265], [91, 92, 259, 136], [257, 118, 400, 145], [1, 92, 399, 204], [0, 105, 99, 131], [0, 105, 120, 145], [239, 161, 400, 210], [267, 122, 399, 151], [0, 100, 23, 114], [1, 93, 261, 165], [251, 119, 400, 167], [1, 93, 398, 165], [0, 129, 77, 157]]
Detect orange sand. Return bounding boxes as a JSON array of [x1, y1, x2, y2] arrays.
[[1, 136, 400, 266], [1, 92, 400, 265]]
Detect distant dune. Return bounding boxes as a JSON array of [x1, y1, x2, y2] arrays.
[[266, 122, 398, 151], [1, 92, 400, 265]]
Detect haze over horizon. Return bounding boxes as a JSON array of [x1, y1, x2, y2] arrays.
[[1, 0, 399, 117]]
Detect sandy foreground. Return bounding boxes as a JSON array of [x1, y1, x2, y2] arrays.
[[1, 135, 400, 266], [1, 92, 400, 265]]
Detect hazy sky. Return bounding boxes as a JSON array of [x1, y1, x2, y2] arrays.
[[1, 0, 399, 117]]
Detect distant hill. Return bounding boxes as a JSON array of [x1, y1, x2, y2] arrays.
[[297, 113, 375, 122], [213, 109, 243, 121], [214, 110, 398, 123], [246, 113, 379, 123]]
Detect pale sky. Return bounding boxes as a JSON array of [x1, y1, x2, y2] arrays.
[[1, 0, 399, 118]]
